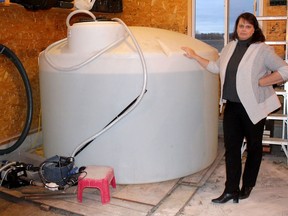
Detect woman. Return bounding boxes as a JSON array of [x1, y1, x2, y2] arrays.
[[182, 12, 288, 204]]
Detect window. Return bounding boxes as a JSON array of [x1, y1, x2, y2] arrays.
[[190, 0, 257, 52], [195, 0, 224, 52]]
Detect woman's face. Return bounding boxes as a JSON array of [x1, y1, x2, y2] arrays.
[[237, 18, 255, 40]]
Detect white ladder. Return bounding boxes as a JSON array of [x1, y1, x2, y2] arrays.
[[264, 88, 288, 160], [242, 2, 288, 162]]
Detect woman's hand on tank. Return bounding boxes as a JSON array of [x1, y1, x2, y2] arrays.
[[181, 46, 210, 69], [181, 47, 197, 59]]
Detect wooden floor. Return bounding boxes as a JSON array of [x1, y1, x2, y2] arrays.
[[1, 137, 287, 216], [0, 139, 225, 216], [0, 192, 72, 216]]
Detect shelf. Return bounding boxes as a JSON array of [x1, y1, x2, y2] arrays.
[[262, 137, 288, 146], [265, 41, 287, 45], [267, 113, 288, 121], [257, 16, 287, 21], [276, 89, 287, 96]]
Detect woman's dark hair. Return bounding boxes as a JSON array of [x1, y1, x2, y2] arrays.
[[232, 12, 265, 43]]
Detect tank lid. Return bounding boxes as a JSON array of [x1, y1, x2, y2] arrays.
[[67, 21, 126, 53]]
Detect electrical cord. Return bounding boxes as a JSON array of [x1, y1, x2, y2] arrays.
[[37, 156, 85, 190], [62, 170, 87, 189], [0, 44, 33, 155], [38, 158, 70, 187], [42, 10, 148, 158], [0, 167, 13, 186], [44, 36, 127, 71], [0, 161, 17, 173], [38, 162, 61, 190], [71, 16, 148, 157], [44, 10, 127, 71], [38, 160, 87, 190]]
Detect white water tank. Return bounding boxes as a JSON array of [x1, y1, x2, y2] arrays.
[[39, 17, 219, 184]]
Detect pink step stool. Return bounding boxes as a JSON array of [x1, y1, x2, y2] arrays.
[[77, 165, 116, 204]]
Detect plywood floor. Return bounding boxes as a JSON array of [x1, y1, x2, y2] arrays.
[[1, 137, 287, 216], [0, 138, 224, 216]]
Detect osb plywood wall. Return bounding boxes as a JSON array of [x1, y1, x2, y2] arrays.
[[0, 6, 70, 144], [262, 0, 287, 58], [0, 0, 188, 145]]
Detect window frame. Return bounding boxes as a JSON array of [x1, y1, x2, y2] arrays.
[[188, 0, 263, 47]]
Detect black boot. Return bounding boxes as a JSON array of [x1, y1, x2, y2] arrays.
[[211, 191, 239, 204], [239, 186, 253, 200]]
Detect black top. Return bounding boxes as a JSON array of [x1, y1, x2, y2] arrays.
[[222, 38, 251, 102]]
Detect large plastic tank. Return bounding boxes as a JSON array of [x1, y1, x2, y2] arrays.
[[39, 12, 219, 184]]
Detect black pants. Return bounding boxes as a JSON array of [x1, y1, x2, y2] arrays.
[[223, 101, 266, 193]]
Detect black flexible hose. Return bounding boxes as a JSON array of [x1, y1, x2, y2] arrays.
[[0, 44, 33, 155]]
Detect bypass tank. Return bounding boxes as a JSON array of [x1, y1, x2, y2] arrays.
[[39, 17, 219, 184]]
